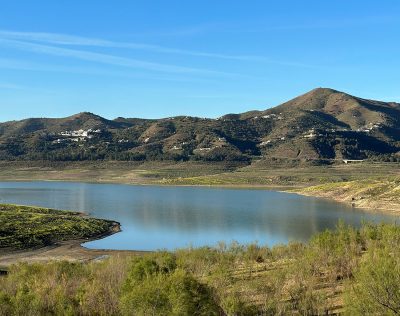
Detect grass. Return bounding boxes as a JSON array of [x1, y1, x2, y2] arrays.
[[0, 204, 118, 250]]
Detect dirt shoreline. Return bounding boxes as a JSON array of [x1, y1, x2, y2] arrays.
[[0, 240, 145, 270], [290, 190, 400, 214], [0, 176, 299, 190], [0, 221, 145, 270]]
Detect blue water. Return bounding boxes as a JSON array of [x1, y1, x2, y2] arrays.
[[0, 181, 397, 250]]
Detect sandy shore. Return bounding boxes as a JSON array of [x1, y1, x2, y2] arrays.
[[0, 239, 146, 270]]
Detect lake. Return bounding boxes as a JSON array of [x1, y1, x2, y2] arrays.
[[0, 181, 397, 250]]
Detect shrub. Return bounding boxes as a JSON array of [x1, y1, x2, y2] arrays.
[[306, 221, 361, 280], [120, 254, 220, 315], [345, 247, 400, 315], [219, 289, 258, 316]]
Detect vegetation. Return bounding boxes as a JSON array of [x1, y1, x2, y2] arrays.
[[1, 159, 399, 186], [0, 204, 117, 249], [1, 222, 400, 315]]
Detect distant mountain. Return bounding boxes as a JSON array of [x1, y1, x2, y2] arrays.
[[1, 88, 399, 163]]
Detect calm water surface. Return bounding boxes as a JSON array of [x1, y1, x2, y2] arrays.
[[0, 181, 397, 250]]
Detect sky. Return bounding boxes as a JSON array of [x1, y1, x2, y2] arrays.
[[0, 1, 399, 121]]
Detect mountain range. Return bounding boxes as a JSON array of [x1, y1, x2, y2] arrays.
[[1, 88, 399, 163]]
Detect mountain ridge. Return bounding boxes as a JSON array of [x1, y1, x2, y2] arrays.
[[1, 88, 399, 163]]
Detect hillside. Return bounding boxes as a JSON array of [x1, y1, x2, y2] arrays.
[[1, 88, 399, 163], [293, 178, 400, 212]]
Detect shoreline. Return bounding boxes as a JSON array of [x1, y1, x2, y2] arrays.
[[286, 190, 400, 215], [0, 176, 299, 190], [0, 221, 145, 270], [0, 240, 144, 271]]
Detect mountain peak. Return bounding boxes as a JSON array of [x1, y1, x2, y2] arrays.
[[68, 112, 104, 120], [269, 87, 350, 113], [308, 87, 340, 95], [300, 87, 346, 101]]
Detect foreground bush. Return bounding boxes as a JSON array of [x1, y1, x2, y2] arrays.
[[0, 257, 129, 316], [120, 253, 220, 315]]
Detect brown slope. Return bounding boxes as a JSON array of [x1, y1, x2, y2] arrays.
[[259, 88, 400, 130]]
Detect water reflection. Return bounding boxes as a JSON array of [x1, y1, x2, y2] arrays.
[[0, 182, 397, 250]]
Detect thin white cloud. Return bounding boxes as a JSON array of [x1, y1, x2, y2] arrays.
[[0, 39, 237, 76], [0, 58, 223, 84], [0, 30, 319, 67], [0, 30, 110, 46], [0, 30, 264, 61]]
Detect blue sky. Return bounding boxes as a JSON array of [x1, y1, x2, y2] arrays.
[[0, 1, 399, 121]]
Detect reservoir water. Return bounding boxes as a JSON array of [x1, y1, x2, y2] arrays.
[[0, 181, 397, 250]]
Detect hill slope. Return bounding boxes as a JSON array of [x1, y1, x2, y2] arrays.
[[0, 88, 399, 163]]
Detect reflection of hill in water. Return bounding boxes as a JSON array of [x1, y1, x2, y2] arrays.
[[125, 190, 347, 242], [0, 182, 397, 249]]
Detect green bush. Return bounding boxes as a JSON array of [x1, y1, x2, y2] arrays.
[[345, 247, 400, 315], [306, 221, 361, 280], [120, 255, 219, 315]]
